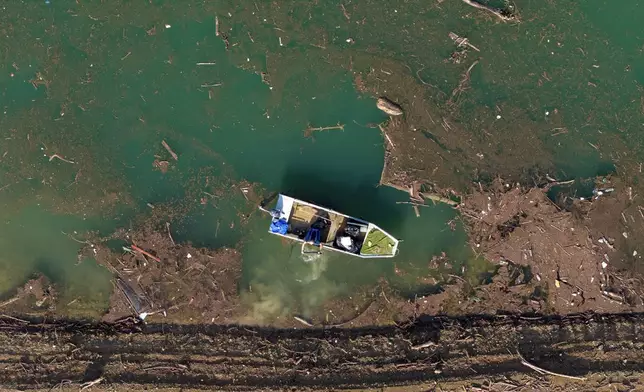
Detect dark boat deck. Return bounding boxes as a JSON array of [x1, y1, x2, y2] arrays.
[[288, 202, 347, 243]]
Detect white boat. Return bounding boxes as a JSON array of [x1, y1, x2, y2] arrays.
[[261, 194, 399, 258]]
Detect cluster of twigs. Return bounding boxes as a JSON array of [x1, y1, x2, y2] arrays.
[[447, 60, 479, 108]]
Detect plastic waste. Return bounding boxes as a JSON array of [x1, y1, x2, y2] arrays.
[[592, 187, 614, 200]]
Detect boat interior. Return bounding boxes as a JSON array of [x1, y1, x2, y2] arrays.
[[287, 201, 369, 254]]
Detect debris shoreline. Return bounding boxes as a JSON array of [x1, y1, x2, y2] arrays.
[[0, 312, 639, 390]]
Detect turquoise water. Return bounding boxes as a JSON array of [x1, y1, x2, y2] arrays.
[[0, 0, 642, 319], [0, 207, 112, 315]]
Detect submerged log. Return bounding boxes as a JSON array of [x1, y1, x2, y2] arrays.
[[377, 97, 403, 116]]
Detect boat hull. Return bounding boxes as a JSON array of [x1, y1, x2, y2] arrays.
[[264, 194, 399, 259]]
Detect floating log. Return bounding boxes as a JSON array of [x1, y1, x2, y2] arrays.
[[162, 140, 178, 161], [461, 0, 517, 22], [421, 192, 460, 207], [294, 316, 314, 327], [448, 32, 480, 52], [131, 244, 161, 262], [377, 124, 395, 149], [305, 124, 345, 132]]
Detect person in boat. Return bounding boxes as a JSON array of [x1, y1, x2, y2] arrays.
[[303, 218, 325, 252]]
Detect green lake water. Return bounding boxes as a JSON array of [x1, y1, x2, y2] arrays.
[[0, 1, 642, 319]]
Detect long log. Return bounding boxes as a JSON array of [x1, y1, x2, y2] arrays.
[[131, 244, 161, 262], [162, 140, 178, 161], [517, 351, 586, 381], [461, 0, 516, 22], [305, 124, 345, 132], [421, 192, 460, 207]]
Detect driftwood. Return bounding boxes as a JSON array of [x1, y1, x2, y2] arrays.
[[293, 316, 314, 327], [131, 244, 161, 262], [377, 97, 403, 116], [48, 154, 75, 164], [517, 351, 586, 381], [601, 290, 625, 304], [80, 377, 104, 390], [166, 222, 175, 246], [448, 60, 479, 107], [0, 314, 28, 323], [305, 124, 345, 132], [411, 340, 437, 350], [461, 0, 516, 22], [383, 182, 459, 207], [304, 123, 345, 138], [161, 140, 178, 161], [0, 297, 19, 309], [378, 124, 395, 149], [421, 192, 460, 207], [142, 364, 187, 372], [541, 179, 575, 192], [449, 32, 480, 52], [326, 300, 375, 327], [340, 4, 351, 20], [396, 201, 430, 207]]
